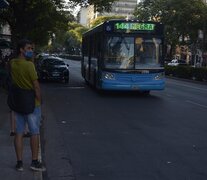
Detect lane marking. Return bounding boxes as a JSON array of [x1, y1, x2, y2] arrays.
[[186, 100, 207, 109], [38, 137, 43, 179], [167, 81, 207, 92], [166, 94, 174, 97]]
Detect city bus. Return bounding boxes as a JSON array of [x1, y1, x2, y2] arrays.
[[81, 19, 165, 93]]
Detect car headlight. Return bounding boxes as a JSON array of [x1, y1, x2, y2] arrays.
[[103, 73, 115, 80], [154, 73, 164, 80]]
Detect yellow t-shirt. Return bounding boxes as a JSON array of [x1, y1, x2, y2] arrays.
[[10, 58, 40, 107]]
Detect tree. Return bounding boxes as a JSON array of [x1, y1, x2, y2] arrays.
[[0, 0, 71, 47], [90, 15, 125, 27], [134, 0, 207, 51], [57, 22, 88, 54], [0, 0, 116, 48]]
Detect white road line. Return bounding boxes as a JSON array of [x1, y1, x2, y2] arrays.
[[38, 137, 43, 179], [166, 94, 173, 97], [186, 100, 207, 109], [167, 81, 207, 92]]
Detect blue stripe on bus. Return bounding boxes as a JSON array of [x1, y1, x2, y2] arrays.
[[101, 72, 165, 91]]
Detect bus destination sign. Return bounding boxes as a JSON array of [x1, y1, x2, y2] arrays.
[[114, 23, 155, 32]]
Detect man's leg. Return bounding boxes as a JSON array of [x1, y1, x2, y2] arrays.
[[27, 107, 46, 171], [14, 134, 23, 161], [30, 134, 39, 160], [14, 112, 25, 171]]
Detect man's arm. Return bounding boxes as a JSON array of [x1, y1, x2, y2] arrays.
[[32, 80, 41, 104]]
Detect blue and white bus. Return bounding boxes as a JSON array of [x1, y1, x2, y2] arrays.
[[81, 20, 165, 93]]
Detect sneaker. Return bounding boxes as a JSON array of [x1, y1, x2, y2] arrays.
[[30, 161, 46, 171], [15, 161, 23, 171]]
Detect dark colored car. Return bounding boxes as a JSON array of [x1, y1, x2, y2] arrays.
[[37, 56, 69, 83]]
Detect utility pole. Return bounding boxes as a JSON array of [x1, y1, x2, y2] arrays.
[[203, 19, 206, 67]]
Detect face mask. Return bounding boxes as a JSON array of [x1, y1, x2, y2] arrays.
[[24, 51, 33, 59]]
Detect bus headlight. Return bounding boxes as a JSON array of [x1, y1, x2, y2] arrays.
[[154, 73, 164, 80], [103, 73, 115, 80]]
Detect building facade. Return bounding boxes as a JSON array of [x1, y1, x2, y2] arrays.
[[99, 0, 137, 18], [79, 6, 96, 27], [79, 0, 138, 27]]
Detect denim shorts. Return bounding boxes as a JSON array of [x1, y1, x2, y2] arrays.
[[15, 106, 41, 135]]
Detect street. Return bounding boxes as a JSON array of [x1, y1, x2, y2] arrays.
[[41, 60, 207, 180]]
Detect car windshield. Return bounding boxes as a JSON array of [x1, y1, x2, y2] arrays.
[[52, 61, 65, 65], [104, 36, 162, 69]]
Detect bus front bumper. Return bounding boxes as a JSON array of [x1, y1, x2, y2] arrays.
[[101, 79, 165, 91]]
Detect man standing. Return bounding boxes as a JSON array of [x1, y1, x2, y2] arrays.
[[10, 39, 45, 171]]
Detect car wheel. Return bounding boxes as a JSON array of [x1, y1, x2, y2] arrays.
[[65, 78, 69, 83]]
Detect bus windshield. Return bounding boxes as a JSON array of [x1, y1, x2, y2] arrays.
[[104, 36, 162, 69]]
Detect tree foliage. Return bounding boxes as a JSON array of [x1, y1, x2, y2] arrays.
[[0, 0, 72, 47], [90, 15, 125, 27], [60, 22, 88, 54], [0, 0, 116, 48], [134, 0, 207, 47]]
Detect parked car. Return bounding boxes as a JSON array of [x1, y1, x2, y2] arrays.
[[167, 59, 187, 66], [37, 56, 69, 83], [35, 54, 50, 70]]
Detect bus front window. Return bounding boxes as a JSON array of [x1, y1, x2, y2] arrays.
[[104, 37, 162, 69], [104, 37, 134, 69], [135, 38, 161, 69]]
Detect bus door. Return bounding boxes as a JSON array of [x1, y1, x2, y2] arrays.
[[82, 36, 90, 82], [89, 33, 100, 86]]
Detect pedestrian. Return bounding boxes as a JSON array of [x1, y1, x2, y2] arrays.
[[7, 53, 31, 138], [9, 39, 45, 171]]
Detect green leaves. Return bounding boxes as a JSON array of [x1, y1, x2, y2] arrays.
[[90, 15, 125, 27], [134, 0, 207, 46], [0, 0, 70, 46], [0, 0, 117, 47]]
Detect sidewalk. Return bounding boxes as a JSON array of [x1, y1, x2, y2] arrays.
[[0, 89, 42, 180]]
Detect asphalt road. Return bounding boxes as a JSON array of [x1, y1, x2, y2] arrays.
[[41, 60, 207, 180]]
